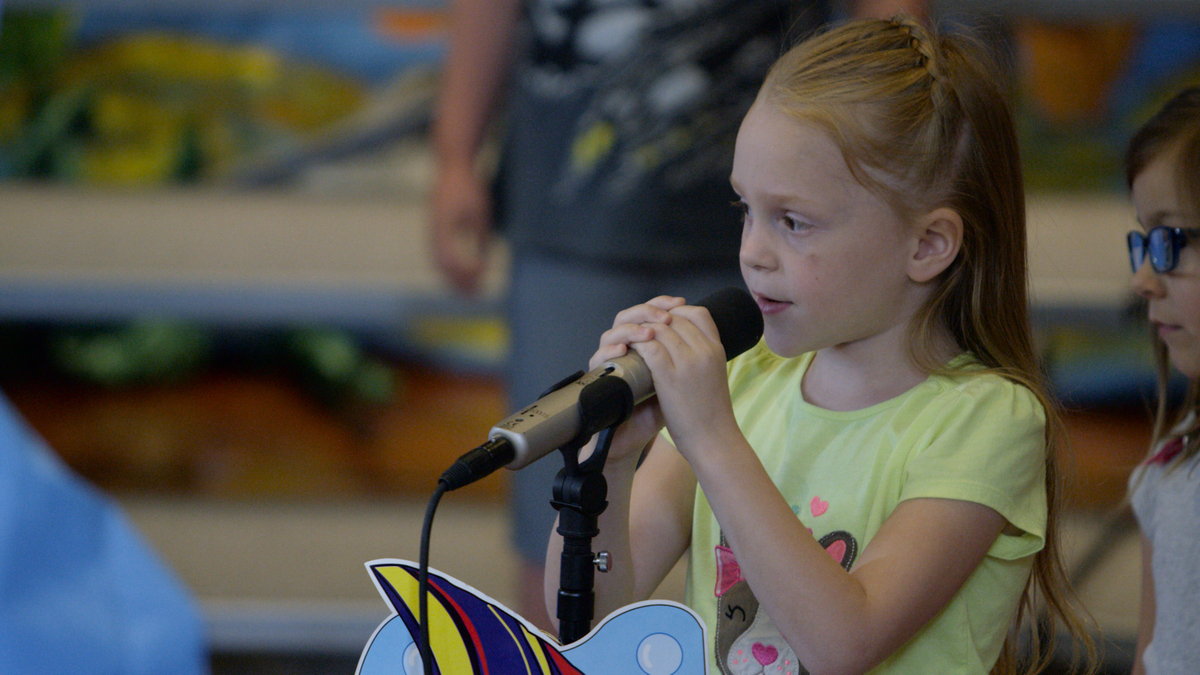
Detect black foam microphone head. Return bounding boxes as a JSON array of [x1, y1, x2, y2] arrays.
[[697, 287, 764, 360]]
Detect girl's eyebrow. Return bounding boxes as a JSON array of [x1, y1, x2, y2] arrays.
[[1141, 209, 1184, 229], [727, 179, 827, 210]]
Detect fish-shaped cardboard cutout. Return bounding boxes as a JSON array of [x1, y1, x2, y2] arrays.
[[357, 560, 709, 675]]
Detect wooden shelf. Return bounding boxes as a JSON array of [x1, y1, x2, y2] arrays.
[[0, 185, 1133, 322], [0, 184, 509, 329]]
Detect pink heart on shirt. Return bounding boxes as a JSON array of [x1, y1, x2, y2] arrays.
[[825, 540, 847, 563], [753, 643, 779, 665], [810, 496, 828, 517]]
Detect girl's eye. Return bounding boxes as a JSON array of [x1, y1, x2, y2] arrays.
[[782, 215, 808, 232], [732, 201, 750, 224]]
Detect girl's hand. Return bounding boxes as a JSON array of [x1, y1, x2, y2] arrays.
[[586, 296, 687, 464], [631, 303, 740, 458]]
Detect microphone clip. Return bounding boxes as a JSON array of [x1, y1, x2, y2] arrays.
[[560, 372, 635, 474], [551, 374, 633, 645]]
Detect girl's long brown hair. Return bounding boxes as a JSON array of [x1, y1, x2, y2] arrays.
[[1125, 86, 1200, 465], [761, 17, 1096, 674]]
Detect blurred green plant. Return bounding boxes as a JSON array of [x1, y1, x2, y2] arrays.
[[41, 321, 397, 409], [52, 320, 214, 387], [0, 8, 78, 170]]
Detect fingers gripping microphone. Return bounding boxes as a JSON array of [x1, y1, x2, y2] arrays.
[[438, 287, 764, 490]]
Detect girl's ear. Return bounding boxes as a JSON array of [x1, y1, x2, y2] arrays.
[[908, 207, 963, 283]]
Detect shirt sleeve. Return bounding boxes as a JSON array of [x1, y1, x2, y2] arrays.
[[899, 376, 1048, 560]]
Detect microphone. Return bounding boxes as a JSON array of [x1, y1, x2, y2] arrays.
[[439, 287, 764, 491]]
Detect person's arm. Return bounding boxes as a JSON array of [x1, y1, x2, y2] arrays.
[[630, 305, 1008, 674], [542, 298, 699, 632], [429, 0, 522, 292], [543, 433, 697, 630], [1132, 534, 1155, 675], [848, 0, 929, 20], [702, 469, 1003, 673]]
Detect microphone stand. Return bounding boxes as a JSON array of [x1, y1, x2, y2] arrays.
[[550, 376, 634, 645]]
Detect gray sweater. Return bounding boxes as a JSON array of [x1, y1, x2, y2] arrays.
[[1130, 438, 1200, 675]]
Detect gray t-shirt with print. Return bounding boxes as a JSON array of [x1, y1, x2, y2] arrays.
[[1130, 443, 1200, 675], [495, 0, 830, 269]]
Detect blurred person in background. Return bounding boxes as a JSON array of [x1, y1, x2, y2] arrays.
[[429, 0, 927, 631]]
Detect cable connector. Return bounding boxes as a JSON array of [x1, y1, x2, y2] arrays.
[[439, 437, 516, 491]]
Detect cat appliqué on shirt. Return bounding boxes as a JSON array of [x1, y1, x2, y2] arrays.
[[714, 519, 858, 675]]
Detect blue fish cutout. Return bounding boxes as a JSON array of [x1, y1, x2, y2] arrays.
[[357, 559, 709, 675]]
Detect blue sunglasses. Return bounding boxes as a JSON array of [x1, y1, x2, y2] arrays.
[[1128, 226, 1200, 274]]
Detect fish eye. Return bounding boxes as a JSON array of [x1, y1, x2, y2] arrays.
[[403, 642, 424, 675], [637, 633, 684, 675]]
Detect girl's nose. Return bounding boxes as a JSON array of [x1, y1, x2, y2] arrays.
[[739, 221, 775, 271], [1131, 260, 1165, 299]]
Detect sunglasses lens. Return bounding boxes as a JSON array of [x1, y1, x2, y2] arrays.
[[1149, 228, 1177, 273], [1128, 231, 1147, 272]]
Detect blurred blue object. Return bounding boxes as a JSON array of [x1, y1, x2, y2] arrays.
[[1107, 20, 1200, 120], [0, 391, 208, 675]]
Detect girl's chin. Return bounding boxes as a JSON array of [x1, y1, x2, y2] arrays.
[[1167, 348, 1200, 380], [1172, 364, 1200, 380], [763, 331, 807, 359]]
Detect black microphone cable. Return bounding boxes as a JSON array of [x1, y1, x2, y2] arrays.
[[419, 478, 447, 675], [419, 436, 514, 675]]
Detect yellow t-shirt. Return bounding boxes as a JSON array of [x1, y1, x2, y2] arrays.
[[685, 343, 1047, 674]]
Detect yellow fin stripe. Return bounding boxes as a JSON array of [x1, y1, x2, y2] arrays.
[[377, 567, 474, 674], [520, 623, 554, 674], [487, 605, 539, 675]]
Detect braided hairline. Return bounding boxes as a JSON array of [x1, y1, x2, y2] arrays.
[[891, 16, 945, 86], [893, 17, 972, 204]]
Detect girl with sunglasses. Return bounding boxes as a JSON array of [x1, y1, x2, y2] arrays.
[[1125, 86, 1200, 675], [544, 17, 1096, 674]]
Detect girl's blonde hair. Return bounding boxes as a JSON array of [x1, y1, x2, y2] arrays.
[[1124, 86, 1200, 467], [760, 17, 1095, 674]]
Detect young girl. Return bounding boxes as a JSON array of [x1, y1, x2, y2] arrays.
[[544, 16, 1094, 675], [1125, 86, 1200, 675]]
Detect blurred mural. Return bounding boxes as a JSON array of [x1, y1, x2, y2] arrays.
[[0, 6, 514, 503], [0, 6, 444, 185], [0, 7, 1198, 503], [1016, 17, 1200, 191]]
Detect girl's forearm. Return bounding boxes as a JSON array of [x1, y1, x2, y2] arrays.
[[543, 449, 640, 632], [686, 431, 1003, 675], [543, 431, 696, 635], [687, 436, 875, 671]]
